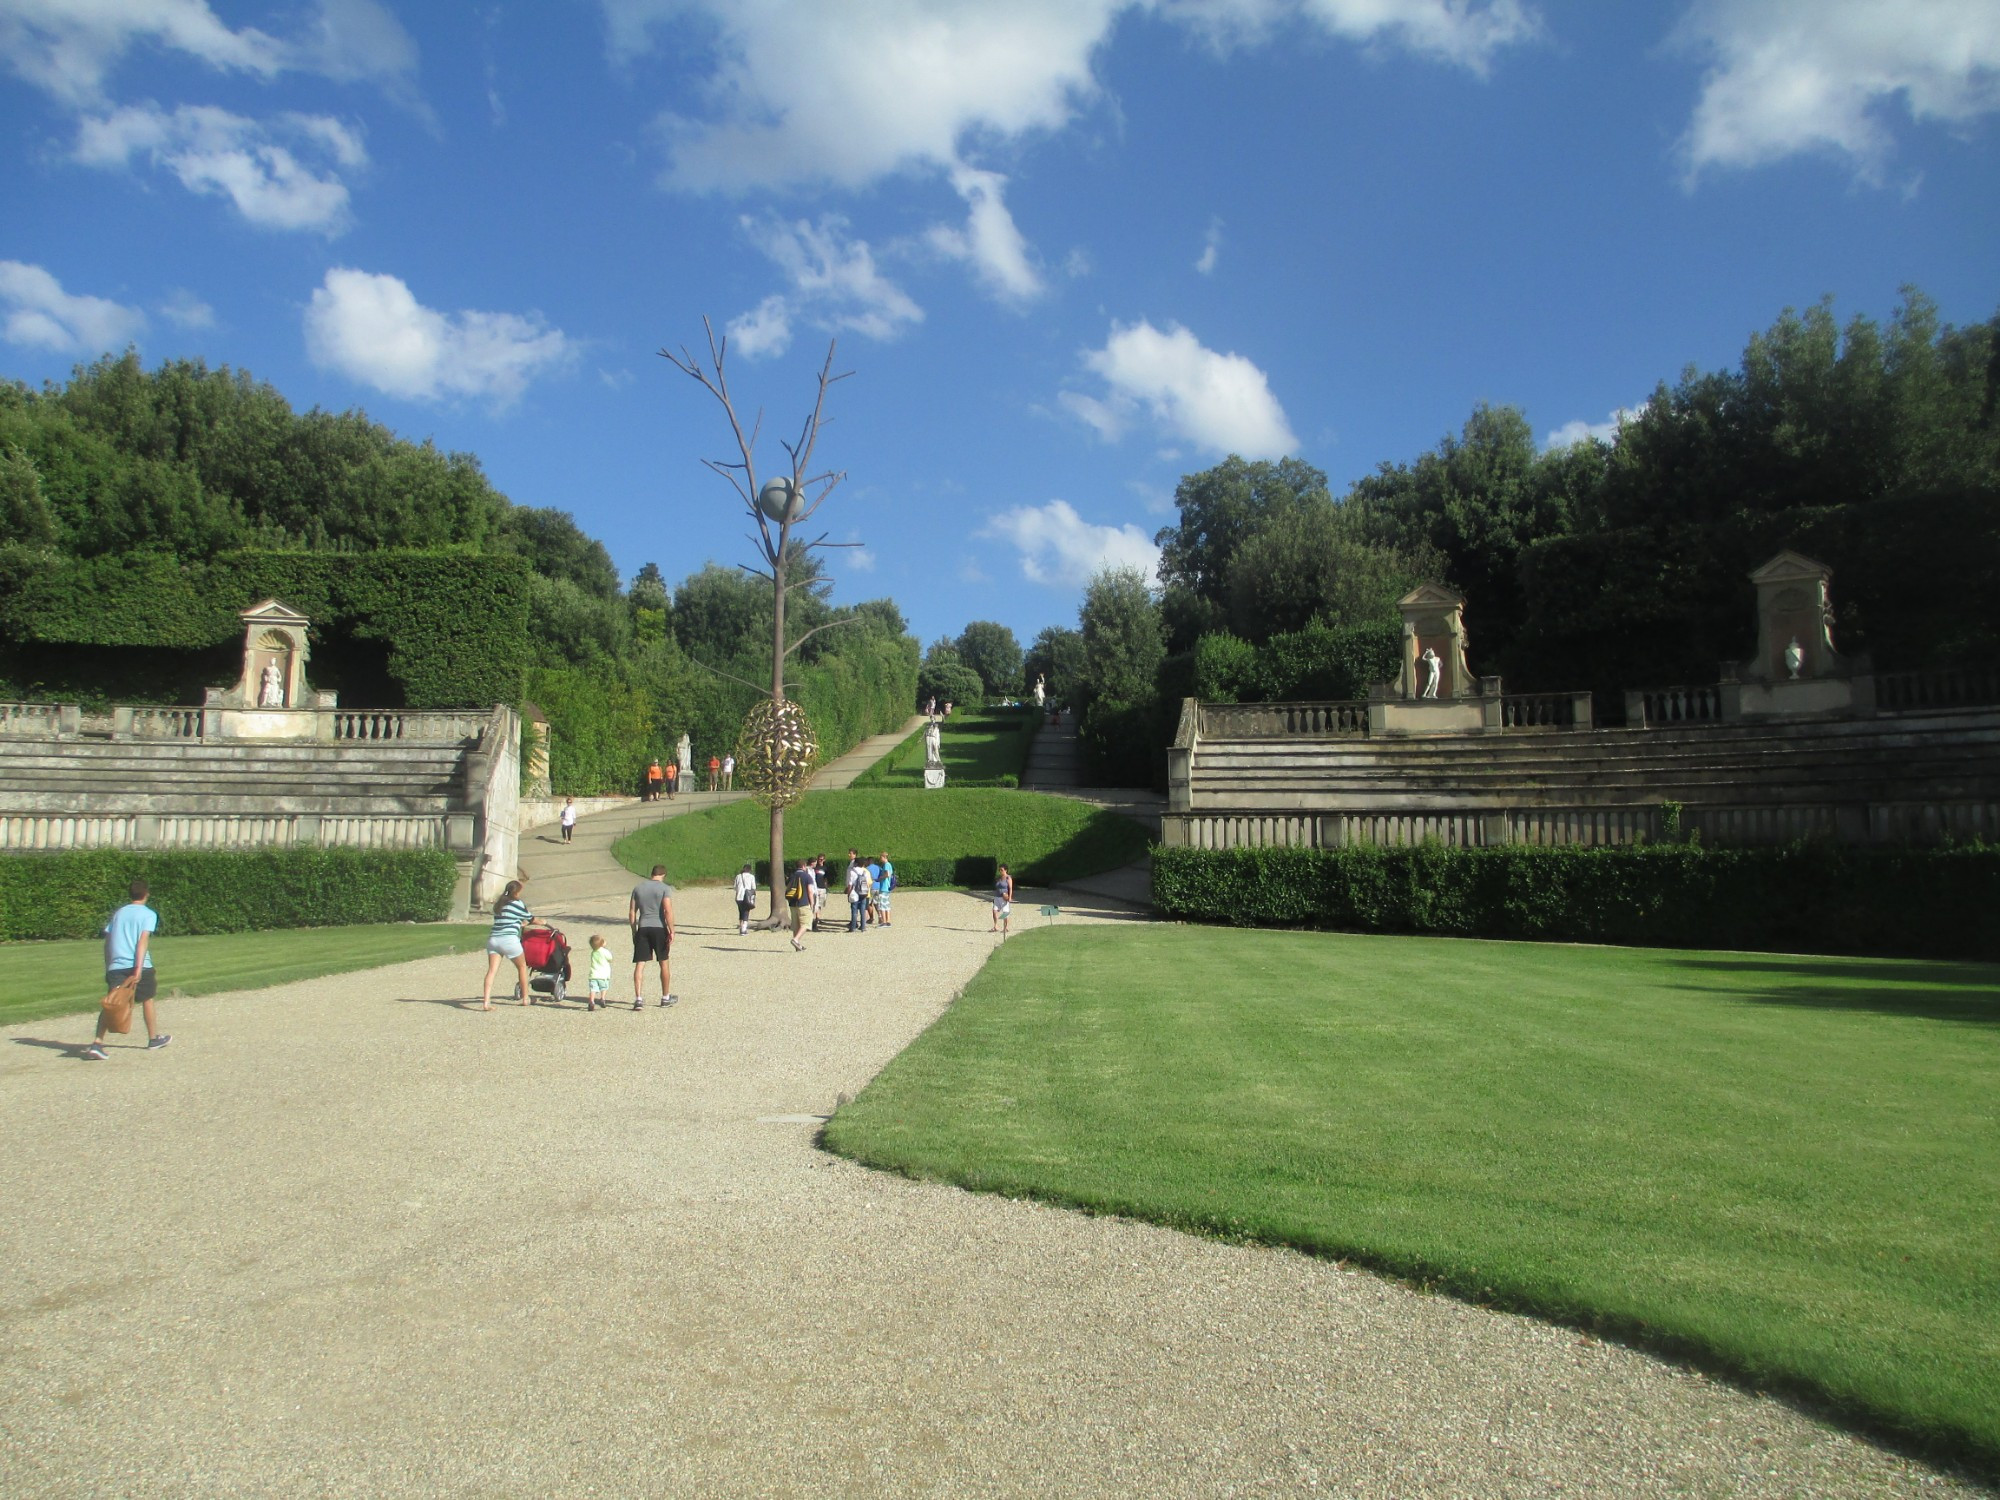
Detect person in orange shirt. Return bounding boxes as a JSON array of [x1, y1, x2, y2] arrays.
[[645, 759, 664, 801], [707, 754, 721, 792]]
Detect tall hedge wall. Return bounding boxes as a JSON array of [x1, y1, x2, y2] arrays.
[[1153, 843, 2000, 962], [0, 847, 460, 941], [0, 547, 530, 708], [1508, 488, 2000, 705]]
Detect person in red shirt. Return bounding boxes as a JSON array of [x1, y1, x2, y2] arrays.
[[707, 754, 721, 792]]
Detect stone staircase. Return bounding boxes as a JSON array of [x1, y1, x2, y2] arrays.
[[1172, 706, 2000, 848], [1022, 714, 1083, 790], [0, 740, 466, 816]]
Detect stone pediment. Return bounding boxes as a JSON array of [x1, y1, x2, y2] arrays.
[[1746, 550, 1831, 586], [239, 598, 311, 628], [1397, 582, 1465, 608]]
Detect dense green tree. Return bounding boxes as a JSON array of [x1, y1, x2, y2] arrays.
[[1154, 456, 1329, 608], [953, 620, 1023, 697], [1223, 495, 1433, 640], [1024, 624, 1084, 708], [1078, 565, 1164, 709], [916, 639, 983, 710], [497, 506, 619, 598]]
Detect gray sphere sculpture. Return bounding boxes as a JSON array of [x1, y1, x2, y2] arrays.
[[756, 476, 803, 523]]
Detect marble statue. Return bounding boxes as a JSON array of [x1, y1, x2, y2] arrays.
[[1032, 674, 1046, 709], [924, 719, 944, 768], [1419, 647, 1442, 699], [677, 733, 693, 776], [258, 660, 285, 708]]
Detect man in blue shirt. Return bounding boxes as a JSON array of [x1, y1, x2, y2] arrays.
[[83, 879, 169, 1059]]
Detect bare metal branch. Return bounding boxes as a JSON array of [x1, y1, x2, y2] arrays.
[[782, 614, 863, 660]]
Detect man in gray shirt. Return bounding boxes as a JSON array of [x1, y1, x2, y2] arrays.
[[629, 864, 678, 1010]]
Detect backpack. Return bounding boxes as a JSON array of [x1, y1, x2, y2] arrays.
[[785, 869, 807, 903]]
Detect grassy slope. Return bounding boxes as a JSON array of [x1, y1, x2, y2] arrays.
[[825, 925, 2000, 1471], [611, 788, 1150, 886], [0, 923, 489, 1028], [852, 708, 1037, 787]]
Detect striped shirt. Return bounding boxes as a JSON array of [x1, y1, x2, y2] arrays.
[[490, 899, 531, 939]]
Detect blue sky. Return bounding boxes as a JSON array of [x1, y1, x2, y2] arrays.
[[2, 0, 1996, 650]]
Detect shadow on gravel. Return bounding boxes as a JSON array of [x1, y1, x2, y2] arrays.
[[392, 996, 487, 1010], [11, 1037, 92, 1058]]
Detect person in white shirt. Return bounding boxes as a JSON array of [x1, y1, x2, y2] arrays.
[[721, 754, 735, 791], [733, 862, 758, 935]]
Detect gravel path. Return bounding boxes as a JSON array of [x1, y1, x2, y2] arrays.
[[1, 877, 1984, 1494]]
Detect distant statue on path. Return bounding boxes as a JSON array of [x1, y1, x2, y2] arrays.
[[1418, 647, 1442, 699], [924, 719, 944, 769], [258, 660, 285, 708], [1032, 674, 1046, 709], [677, 733, 693, 776]]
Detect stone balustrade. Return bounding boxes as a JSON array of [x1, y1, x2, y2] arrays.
[[1625, 684, 1725, 727], [1198, 700, 1369, 738], [0, 701, 490, 744], [0, 702, 80, 738], [0, 811, 469, 853], [1500, 692, 1593, 730], [1875, 665, 2000, 713]]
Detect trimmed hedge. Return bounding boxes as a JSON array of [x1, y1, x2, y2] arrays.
[[0, 847, 460, 942], [1152, 843, 2000, 961], [0, 547, 531, 708]]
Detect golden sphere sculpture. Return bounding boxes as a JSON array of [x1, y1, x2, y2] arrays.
[[735, 696, 818, 809]]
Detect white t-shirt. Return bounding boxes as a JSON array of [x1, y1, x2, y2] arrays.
[[560, 803, 576, 827], [734, 871, 757, 901]]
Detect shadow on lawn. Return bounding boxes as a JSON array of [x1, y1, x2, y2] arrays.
[[1673, 956, 2000, 1027]]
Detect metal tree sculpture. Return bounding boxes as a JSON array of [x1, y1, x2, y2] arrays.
[[660, 321, 853, 927]]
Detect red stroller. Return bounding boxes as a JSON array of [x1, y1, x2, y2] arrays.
[[520, 924, 575, 1007]]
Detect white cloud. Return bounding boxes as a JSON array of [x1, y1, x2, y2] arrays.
[[607, 0, 1536, 192], [76, 103, 366, 233], [1068, 318, 1298, 458], [158, 288, 214, 329], [981, 499, 1162, 588], [846, 547, 879, 573], [1194, 216, 1222, 275], [0, 260, 145, 352], [1165, 0, 1538, 72], [0, 0, 416, 107], [1543, 403, 1643, 451], [611, 0, 1122, 192], [727, 216, 922, 359], [925, 166, 1044, 304], [304, 268, 573, 407], [725, 294, 792, 360], [604, 1, 1534, 299], [1675, 0, 2000, 182]]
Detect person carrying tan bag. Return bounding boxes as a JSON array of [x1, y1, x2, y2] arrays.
[[82, 879, 170, 1059]]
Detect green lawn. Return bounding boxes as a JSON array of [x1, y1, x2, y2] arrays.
[[0, 922, 489, 1028], [852, 707, 1039, 788], [824, 925, 2000, 1471], [612, 787, 1150, 886]]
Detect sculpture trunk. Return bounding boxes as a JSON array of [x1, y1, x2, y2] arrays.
[[762, 542, 788, 928]]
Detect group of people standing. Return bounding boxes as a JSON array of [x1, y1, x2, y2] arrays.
[[643, 753, 735, 801], [767, 849, 897, 951]]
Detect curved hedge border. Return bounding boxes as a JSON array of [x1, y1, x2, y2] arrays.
[[0, 847, 460, 942], [1153, 843, 2000, 962]]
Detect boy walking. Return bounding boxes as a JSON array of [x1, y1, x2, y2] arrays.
[[83, 879, 168, 1058], [786, 858, 814, 951]]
